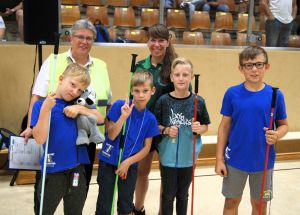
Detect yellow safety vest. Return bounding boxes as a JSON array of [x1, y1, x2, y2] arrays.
[[49, 52, 111, 133]]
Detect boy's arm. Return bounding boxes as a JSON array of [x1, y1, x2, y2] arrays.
[[215, 116, 232, 177], [264, 119, 288, 145], [116, 137, 152, 179], [106, 118, 126, 141], [63, 104, 104, 124], [106, 98, 134, 140], [32, 93, 56, 145], [20, 94, 44, 143], [191, 120, 208, 135]]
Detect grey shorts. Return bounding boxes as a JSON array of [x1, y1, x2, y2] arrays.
[[222, 165, 273, 201]]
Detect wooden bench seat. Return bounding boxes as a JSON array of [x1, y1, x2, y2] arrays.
[[2, 132, 300, 185]]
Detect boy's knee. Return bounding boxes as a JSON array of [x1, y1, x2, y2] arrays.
[[251, 198, 266, 213], [224, 198, 241, 210]]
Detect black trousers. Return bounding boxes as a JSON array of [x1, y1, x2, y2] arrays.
[[37, 165, 87, 215], [34, 143, 96, 214], [84, 142, 96, 193], [160, 165, 193, 215]]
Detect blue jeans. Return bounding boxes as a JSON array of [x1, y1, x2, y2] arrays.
[[95, 161, 137, 215], [202, 3, 229, 12], [160, 165, 193, 215], [265, 18, 294, 47], [182, 0, 206, 23], [165, 0, 174, 8]]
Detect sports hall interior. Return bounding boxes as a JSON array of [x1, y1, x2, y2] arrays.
[[0, 0, 300, 214]]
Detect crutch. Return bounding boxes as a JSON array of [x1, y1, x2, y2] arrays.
[[258, 87, 278, 215], [39, 33, 60, 215], [191, 74, 200, 215], [110, 54, 138, 215]]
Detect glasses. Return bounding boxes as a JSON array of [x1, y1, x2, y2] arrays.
[[73, 35, 94, 43], [242, 62, 266, 70]]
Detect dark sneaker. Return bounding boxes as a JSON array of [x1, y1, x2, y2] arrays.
[[133, 206, 145, 215]]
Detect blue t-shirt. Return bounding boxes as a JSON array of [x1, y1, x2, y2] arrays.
[[98, 100, 160, 166], [31, 98, 90, 173], [221, 83, 287, 172], [154, 93, 211, 168]]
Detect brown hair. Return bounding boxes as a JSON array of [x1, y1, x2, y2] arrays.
[[147, 24, 177, 84], [239, 46, 268, 66]]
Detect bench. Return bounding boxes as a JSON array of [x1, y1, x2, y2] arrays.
[[1, 132, 299, 185]]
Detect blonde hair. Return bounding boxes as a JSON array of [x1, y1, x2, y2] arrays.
[[171, 57, 193, 73], [62, 63, 91, 88], [131, 70, 154, 90]]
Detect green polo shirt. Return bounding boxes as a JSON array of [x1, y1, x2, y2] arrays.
[[135, 55, 174, 113]]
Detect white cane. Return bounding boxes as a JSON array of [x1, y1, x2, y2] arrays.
[[39, 33, 60, 215]]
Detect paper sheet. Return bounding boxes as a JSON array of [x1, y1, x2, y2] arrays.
[[9, 136, 43, 170]]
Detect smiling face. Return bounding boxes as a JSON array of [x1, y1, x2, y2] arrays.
[[70, 29, 94, 57], [147, 37, 169, 60], [239, 53, 270, 85]]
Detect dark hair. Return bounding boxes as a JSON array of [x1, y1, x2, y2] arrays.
[[239, 46, 268, 66], [147, 24, 177, 84]]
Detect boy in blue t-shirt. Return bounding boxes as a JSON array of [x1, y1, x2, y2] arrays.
[[95, 70, 160, 215], [31, 63, 104, 214], [154, 57, 210, 215], [215, 46, 288, 214]]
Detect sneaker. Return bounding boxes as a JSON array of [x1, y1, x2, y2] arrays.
[[133, 206, 145, 215]]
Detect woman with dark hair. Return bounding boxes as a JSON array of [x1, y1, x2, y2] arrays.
[[134, 24, 177, 215]]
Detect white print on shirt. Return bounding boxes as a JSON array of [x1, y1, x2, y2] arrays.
[[169, 109, 192, 126], [46, 153, 56, 167], [225, 146, 231, 160], [102, 144, 113, 158]]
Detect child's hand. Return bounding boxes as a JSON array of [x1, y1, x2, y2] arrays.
[[116, 159, 130, 180], [169, 125, 179, 138], [41, 93, 56, 112], [191, 118, 201, 134], [120, 97, 134, 120], [63, 105, 80, 118], [264, 127, 278, 145], [215, 160, 227, 177]]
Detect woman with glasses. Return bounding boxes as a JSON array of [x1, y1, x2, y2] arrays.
[[133, 24, 177, 215], [20, 19, 112, 214]]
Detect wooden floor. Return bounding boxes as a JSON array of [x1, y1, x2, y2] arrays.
[[1, 160, 300, 214]]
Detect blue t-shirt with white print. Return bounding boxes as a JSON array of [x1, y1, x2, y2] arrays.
[[31, 98, 90, 173], [98, 100, 159, 166], [220, 83, 287, 172]]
